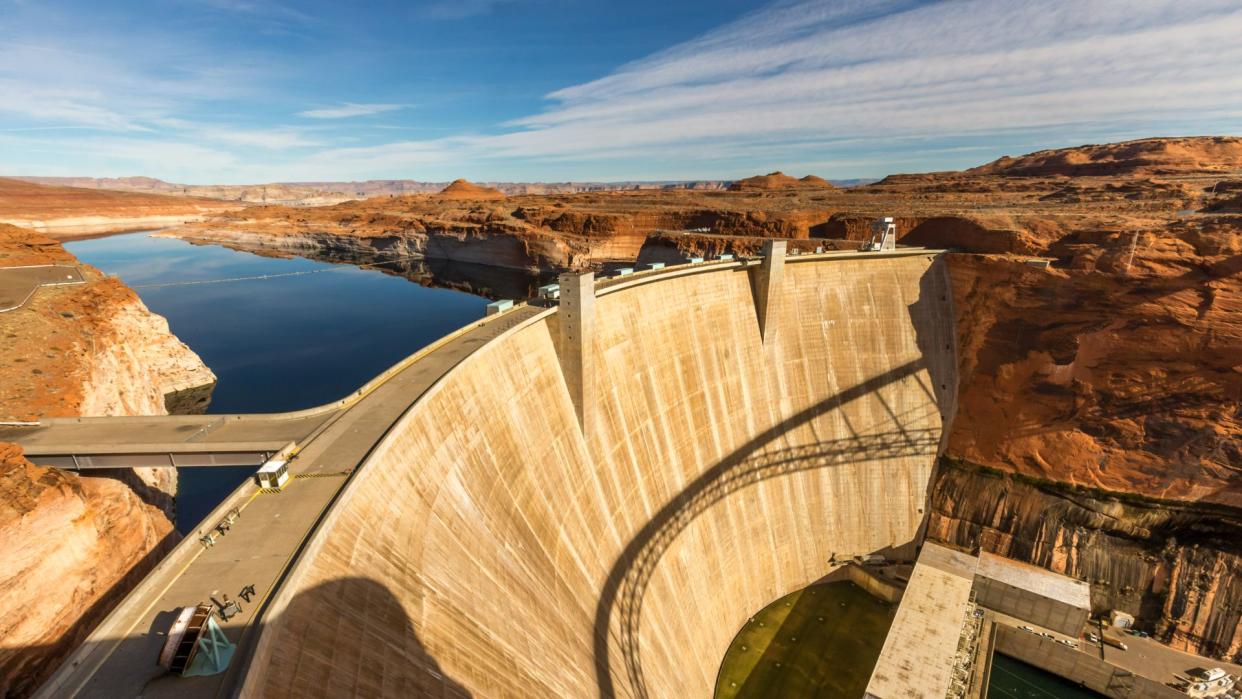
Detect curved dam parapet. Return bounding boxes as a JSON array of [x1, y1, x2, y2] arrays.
[[242, 252, 958, 698]]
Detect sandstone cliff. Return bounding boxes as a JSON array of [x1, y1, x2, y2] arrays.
[[0, 224, 216, 696], [162, 188, 856, 273], [970, 136, 1242, 177], [0, 177, 237, 237], [905, 138, 1242, 662], [928, 460, 1242, 662], [14, 175, 735, 205]]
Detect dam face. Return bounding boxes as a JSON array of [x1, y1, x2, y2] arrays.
[[242, 254, 957, 698]]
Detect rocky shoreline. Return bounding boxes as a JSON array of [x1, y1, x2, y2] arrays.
[[0, 224, 216, 696]]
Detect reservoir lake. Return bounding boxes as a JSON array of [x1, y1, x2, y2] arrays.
[[66, 231, 513, 531]]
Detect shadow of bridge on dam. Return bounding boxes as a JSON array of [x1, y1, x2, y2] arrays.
[[591, 358, 943, 699]]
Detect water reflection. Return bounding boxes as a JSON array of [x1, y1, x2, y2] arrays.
[[66, 230, 541, 530], [327, 249, 558, 301]]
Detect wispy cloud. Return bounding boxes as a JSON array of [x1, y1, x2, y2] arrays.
[[151, 118, 322, 149], [3, 0, 1241, 182], [297, 103, 406, 119], [279, 0, 1242, 180]]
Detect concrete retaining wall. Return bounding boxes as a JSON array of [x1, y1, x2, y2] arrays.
[[241, 254, 957, 698], [975, 576, 1090, 638], [846, 565, 906, 605], [994, 625, 1183, 698]]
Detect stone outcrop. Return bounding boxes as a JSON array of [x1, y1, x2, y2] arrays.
[[943, 248, 1241, 505], [0, 447, 178, 698], [0, 224, 216, 696], [728, 171, 834, 191], [436, 178, 505, 200], [917, 142, 1242, 661]]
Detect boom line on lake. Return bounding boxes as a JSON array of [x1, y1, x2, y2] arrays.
[[131, 253, 427, 289]]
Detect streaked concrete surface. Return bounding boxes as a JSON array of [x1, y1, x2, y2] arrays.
[[866, 543, 978, 698], [29, 249, 956, 698], [35, 305, 544, 698], [975, 552, 1091, 637], [244, 251, 958, 698]]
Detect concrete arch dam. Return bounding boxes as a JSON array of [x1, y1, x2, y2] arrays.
[[240, 250, 957, 698]]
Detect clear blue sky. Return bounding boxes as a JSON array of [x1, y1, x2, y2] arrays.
[[1, 0, 1240, 183]]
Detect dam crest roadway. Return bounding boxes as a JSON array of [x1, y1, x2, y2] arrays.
[[4, 244, 959, 698]]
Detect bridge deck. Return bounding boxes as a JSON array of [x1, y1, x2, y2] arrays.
[[1, 412, 336, 467], [35, 304, 544, 699]]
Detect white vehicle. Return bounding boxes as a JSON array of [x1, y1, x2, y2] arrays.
[[255, 458, 290, 490], [1019, 625, 1035, 633]]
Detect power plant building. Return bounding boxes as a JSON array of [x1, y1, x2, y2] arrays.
[[974, 552, 1091, 637]]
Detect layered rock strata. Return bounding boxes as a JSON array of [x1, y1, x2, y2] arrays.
[[0, 224, 216, 696]]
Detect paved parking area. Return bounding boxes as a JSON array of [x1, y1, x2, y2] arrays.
[[0, 264, 84, 311]]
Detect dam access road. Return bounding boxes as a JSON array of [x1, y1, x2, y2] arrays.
[[8, 245, 958, 698]]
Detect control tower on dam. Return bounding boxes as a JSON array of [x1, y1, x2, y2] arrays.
[[242, 250, 958, 698]]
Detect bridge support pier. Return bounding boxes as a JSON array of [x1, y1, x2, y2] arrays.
[[753, 239, 786, 343], [557, 271, 595, 433]]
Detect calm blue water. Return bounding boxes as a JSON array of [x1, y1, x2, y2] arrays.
[[65, 232, 497, 530]]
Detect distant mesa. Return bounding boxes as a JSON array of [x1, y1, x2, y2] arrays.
[[728, 171, 835, 191], [970, 136, 1242, 177], [438, 179, 506, 200], [798, 174, 833, 187]]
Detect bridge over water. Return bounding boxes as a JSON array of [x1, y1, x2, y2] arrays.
[[8, 246, 957, 698]]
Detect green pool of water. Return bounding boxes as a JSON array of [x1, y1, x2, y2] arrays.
[[715, 581, 896, 699], [987, 654, 1104, 698]]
